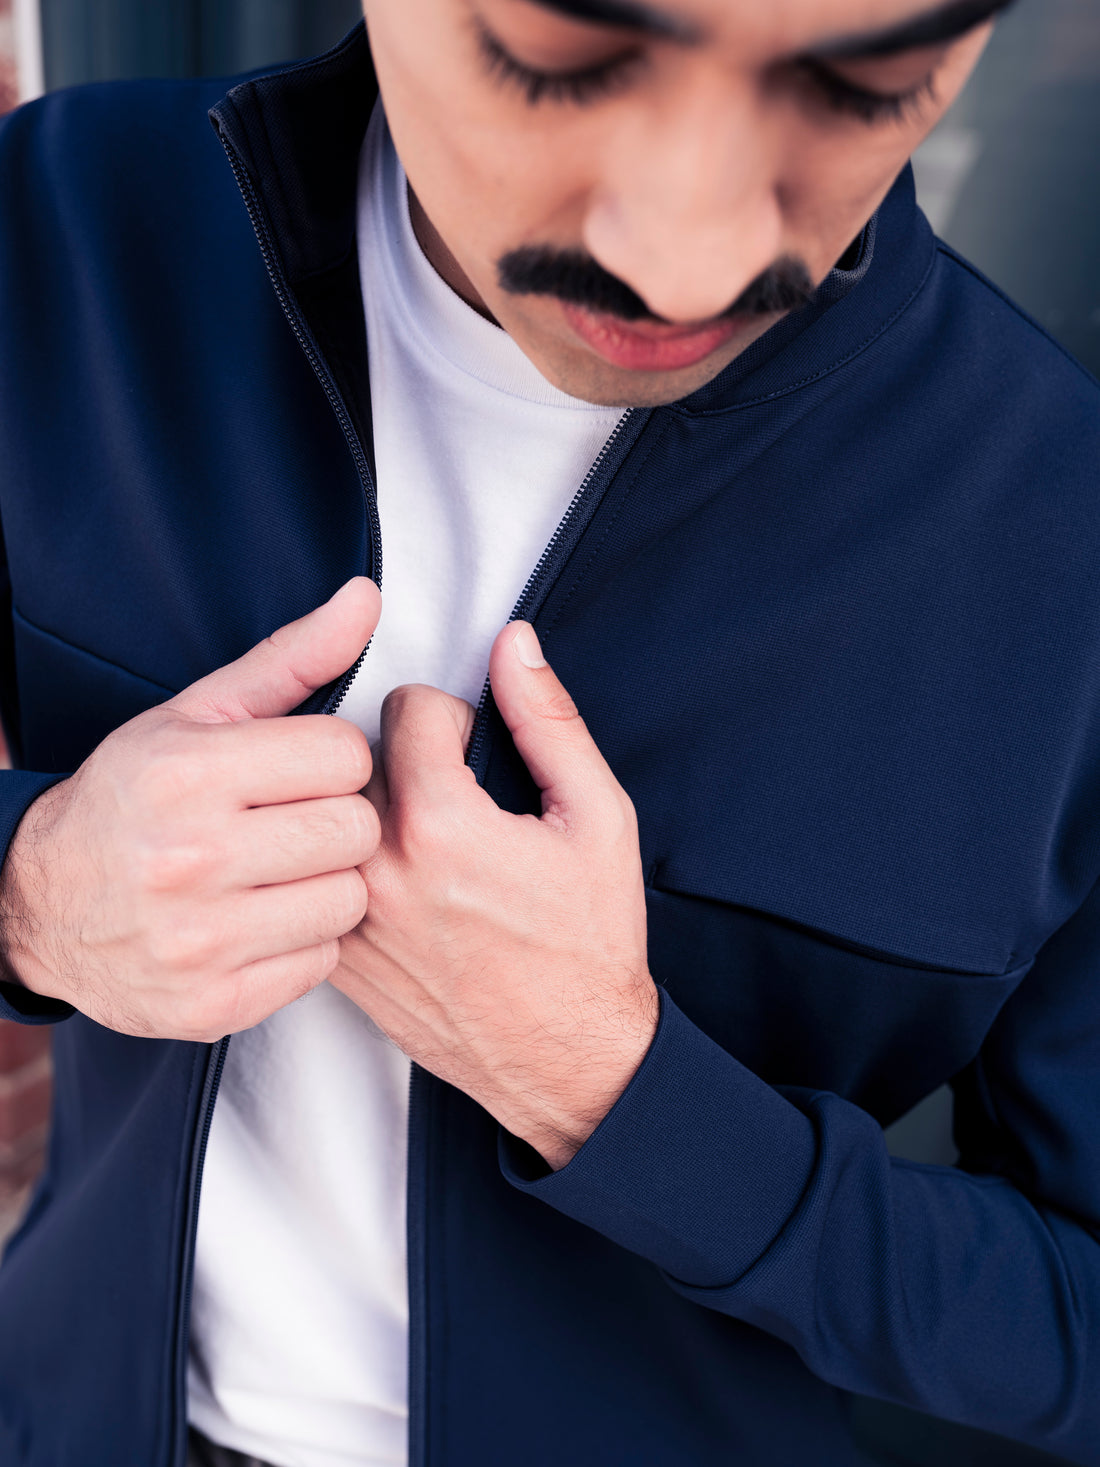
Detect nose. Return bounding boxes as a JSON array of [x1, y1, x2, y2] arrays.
[[581, 77, 785, 324]]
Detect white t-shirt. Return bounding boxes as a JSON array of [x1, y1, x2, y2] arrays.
[[187, 106, 624, 1467]]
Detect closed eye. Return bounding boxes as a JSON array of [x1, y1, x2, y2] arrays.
[[475, 22, 642, 105], [476, 20, 939, 125], [797, 57, 939, 124]]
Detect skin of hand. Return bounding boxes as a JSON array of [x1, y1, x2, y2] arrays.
[[332, 621, 660, 1171], [0, 579, 383, 1041]]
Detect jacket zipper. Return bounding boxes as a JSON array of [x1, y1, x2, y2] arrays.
[[213, 122, 382, 719], [170, 128, 382, 1467], [190, 119, 652, 1467], [464, 406, 650, 779], [406, 1063, 429, 1467], [407, 403, 649, 1467], [170, 1036, 228, 1467], [421, 405, 649, 1458]]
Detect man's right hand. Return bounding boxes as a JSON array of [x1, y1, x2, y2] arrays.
[[0, 578, 382, 1042]]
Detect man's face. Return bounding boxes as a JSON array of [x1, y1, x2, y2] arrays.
[[362, 0, 1003, 405]]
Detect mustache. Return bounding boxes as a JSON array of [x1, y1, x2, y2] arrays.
[[497, 246, 816, 322]]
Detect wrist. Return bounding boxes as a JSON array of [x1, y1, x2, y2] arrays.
[[0, 781, 67, 996], [511, 978, 659, 1171]]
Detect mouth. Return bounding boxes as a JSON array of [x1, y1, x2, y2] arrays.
[[560, 302, 744, 372]]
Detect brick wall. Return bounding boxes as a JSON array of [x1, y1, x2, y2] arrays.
[[0, 0, 44, 1250], [0, 731, 44, 1247], [0, 1024, 51, 1242], [0, 0, 17, 115], [0, 0, 43, 1252]]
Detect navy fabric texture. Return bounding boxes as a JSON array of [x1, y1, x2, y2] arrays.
[[0, 22, 1099, 1467]]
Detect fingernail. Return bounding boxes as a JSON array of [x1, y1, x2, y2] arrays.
[[512, 623, 546, 669], [328, 576, 375, 604]]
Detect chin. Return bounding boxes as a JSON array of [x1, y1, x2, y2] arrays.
[[530, 333, 769, 409]]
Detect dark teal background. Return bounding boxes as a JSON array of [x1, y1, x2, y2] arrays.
[[40, 0, 360, 87]]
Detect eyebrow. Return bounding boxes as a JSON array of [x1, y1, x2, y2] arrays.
[[519, 0, 699, 41], [814, 0, 1018, 59], [522, 0, 1016, 56]]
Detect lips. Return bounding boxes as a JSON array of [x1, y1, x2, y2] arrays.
[[561, 302, 742, 372]]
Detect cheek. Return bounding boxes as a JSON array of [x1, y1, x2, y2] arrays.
[[773, 119, 926, 274], [371, 10, 593, 293], [775, 30, 992, 261]]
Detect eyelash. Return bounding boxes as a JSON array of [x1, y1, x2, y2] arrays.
[[476, 25, 937, 125], [798, 57, 938, 123], [477, 26, 640, 106]]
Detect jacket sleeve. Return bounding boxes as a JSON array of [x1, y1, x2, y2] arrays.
[[0, 772, 74, 1025], [501, 876, 1100, 1467], [0, 449, 74, 1024]]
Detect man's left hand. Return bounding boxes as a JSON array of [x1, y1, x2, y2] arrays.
[[332, 621, 659, 1170]]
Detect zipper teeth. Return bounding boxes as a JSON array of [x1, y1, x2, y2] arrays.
[[464, 407, 637, 775], [324, 640, 370, 716], [172, 128, 381, 1467], [216, 125, 380, 722], [406, 1063, 428, 1467], [171, 1036, 229, 1467], [519, 407, 634, 618]]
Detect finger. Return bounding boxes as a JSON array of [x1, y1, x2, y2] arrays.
[[229, 868, 369, 966], [183, 714, 373, 808], [233, 794, 380, 887], [487, 622, 623, 826], [215, 940, 341, 1037], [362, 739, 390, 823], [168, 578, 382, 724], [378, 684, 478, 807]]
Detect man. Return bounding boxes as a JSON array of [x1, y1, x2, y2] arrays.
[[0, 0, 1097, 1463]]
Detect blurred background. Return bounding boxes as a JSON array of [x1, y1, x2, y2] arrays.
[[0, 3, 1096, 1464]]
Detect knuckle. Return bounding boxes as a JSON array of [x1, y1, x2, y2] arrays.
[[598, 788, 638, 843], [313, 938, 342, 981], [131, 753, 187, 811], [616, 787, 639, 829], [176, 989, 230, 1044], [328, 718, 373, 788], [131, 734, 207, 812], [137, 838, 214, 895], [536, 687, 582, 726], [391, 801, 444, 862], [147, 914, 220, 975], [379, 685, 405, 719], [330, 869, 368, 931], [347, 795, 382, 860], [381, 682, 434, 724]]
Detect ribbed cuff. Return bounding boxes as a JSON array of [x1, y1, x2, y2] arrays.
[[500, 989, 817, 1288]]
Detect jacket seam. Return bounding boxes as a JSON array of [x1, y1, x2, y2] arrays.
[[645, 878, 1033, 980], [11, 605, 178, 696]]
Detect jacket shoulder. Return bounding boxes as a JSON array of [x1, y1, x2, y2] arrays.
[[0, 75, 264, 322], [0, 73, 236, 156], [0, 76, 250, 237], [931, 238, 1100, 412]]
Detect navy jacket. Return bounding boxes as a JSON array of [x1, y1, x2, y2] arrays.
[[1, 23, 1098, 1467]]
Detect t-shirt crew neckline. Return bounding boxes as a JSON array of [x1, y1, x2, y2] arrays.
[[367, 107, 615, 412]]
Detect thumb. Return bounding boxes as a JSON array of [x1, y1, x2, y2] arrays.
[[488, 622, 620, 825], [168, 578, 381, 723]]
